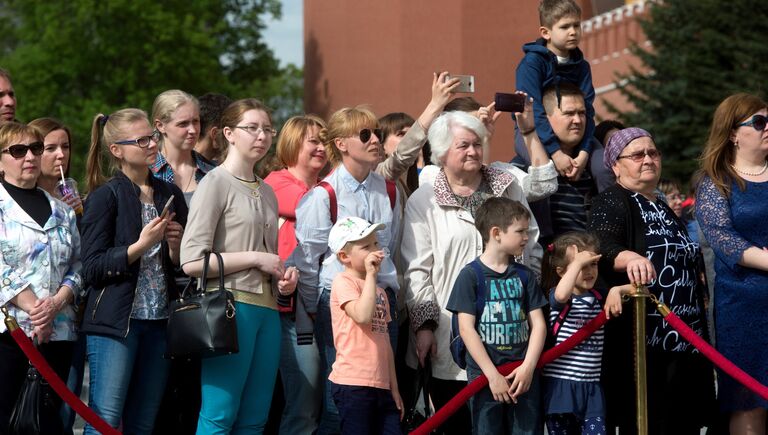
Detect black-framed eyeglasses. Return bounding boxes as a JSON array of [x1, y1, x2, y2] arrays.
[[235, 125, 277, 136], [736, 114, 768, 131], [115, 130, 161, 148], [358, 128, 382, 144], [616, 148, 662, 162], [1, 142, 44, 159]]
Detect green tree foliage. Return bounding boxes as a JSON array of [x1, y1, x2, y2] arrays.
[[0, 0, 303, 181], [608, 0, 768, 181]]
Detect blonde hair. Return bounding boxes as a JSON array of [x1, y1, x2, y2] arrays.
[[151, 89, 199, 148], [85, 108, 149, 193], [276, 114, 327, 168], [700, 93, 767, 198], [318, 106, 378, 166], [0, 122, 42, 150]]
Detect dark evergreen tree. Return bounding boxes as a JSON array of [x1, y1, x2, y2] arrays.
[[608, 0, 768, 180]]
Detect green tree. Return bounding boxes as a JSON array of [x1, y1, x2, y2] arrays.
[[0, 0, 303, 183], [608, 0, 768, 181]]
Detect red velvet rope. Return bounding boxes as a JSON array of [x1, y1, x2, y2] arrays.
[[410, 312, 609, 435], [661, 309, 768, 401], [9, 328, 121, 435]]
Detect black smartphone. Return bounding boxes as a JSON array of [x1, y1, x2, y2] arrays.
[[494, 92, 526, 113]]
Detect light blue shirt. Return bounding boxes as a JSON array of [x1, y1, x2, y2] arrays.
[[290, 164, 401, 314], [0, 185, 82, 341]]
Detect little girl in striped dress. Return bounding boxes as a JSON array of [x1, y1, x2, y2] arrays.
[[540, 231, 633, 435]]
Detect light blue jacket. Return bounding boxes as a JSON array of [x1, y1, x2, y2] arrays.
[[0, 184, 82, 340]]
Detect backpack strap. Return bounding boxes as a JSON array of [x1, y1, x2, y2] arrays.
[[468, 259, 486, 318], [317, 181, 337, 224], [319, 179, 396, 226], [552, 288, 604, 338], [386, 179, 396, 210]]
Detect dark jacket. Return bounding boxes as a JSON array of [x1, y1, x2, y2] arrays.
[[79, 171, 188, 338], [514, 38, 595, 156]]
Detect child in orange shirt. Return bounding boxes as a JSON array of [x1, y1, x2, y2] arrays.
[[327, 216, 403, 434]]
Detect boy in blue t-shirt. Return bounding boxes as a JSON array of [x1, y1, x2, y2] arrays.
[[447, 198, 548, 434], [515, 0, 595, 181]]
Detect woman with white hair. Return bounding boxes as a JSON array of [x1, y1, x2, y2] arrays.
[[400, 110, 542, 434]]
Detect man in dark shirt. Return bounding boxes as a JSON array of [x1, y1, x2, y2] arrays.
[[512, 83, 598, 246]]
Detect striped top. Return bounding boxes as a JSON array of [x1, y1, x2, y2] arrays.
[[542, 289, 604, 382], [550, 171, 595, 235]]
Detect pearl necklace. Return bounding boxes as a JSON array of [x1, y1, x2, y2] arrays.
[[732, 161, 768, 177]]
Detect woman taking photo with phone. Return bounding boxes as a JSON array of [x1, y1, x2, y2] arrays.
[[0, 122, 82, 433], [80, 108, 187, 434], [181, 98, 298, 434]]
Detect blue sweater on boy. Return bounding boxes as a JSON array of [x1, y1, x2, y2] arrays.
[[515, 38, 595, 155]]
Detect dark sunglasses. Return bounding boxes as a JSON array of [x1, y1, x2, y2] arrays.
[[1, 142, 44, 159], [616, 148, 662, 163], [358, 128, 382, 143], [114, 130, 161, 148], [736, 114, 768, 131]]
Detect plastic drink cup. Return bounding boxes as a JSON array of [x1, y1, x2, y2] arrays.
[[55, 178, 83, 215]]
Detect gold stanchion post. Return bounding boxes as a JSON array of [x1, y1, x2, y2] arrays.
[[628, 287, 649, 435]]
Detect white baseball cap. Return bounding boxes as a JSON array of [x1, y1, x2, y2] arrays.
[[328, 216, 386, 254]]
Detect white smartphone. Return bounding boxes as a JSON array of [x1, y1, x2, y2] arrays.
[[160, 195, 175, 219], [446, 74, 475, 93]]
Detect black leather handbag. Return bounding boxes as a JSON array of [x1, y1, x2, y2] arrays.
[[401, 356, 433, 433], [8, 347, 63, 435], [166, 251, 238, 359]]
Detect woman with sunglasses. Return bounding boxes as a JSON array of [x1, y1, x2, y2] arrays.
[[0, 122, 82, 433], [696, 94, 768, 434], [587, 128, 715, 434], [79, 109, 188, 434]]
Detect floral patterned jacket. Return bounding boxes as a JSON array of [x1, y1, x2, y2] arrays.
[[0, 184, 82, 341]]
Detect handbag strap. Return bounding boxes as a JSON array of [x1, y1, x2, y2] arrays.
[[196, 251, 226, 293], [211, 252, 225, 291]]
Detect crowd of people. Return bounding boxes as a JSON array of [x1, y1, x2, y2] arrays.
[[0, 0, 767, 434]]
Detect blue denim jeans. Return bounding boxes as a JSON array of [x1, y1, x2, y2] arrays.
[[466, 366, 543, 435], [61, 333, 87, 435], [197, 303, 280, 435], [278, 313, 322, 435], [84, 320, 170, 435]]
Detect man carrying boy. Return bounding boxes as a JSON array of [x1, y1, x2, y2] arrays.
[[515, 0, 595, 181], [513, 83, 599, 246], [327, 216, 403, 435], [447, 197, 548, 434]]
